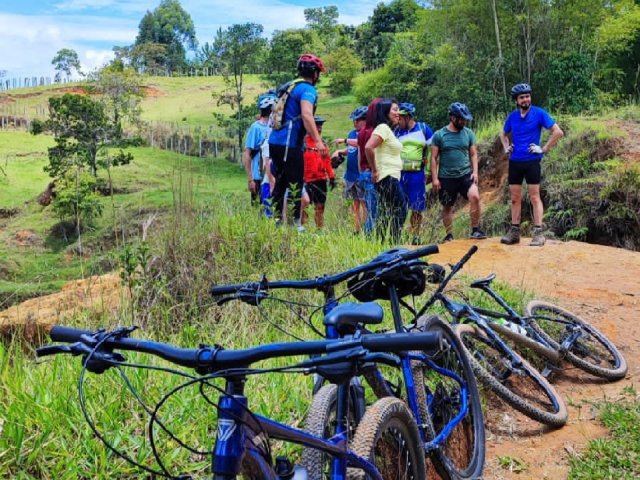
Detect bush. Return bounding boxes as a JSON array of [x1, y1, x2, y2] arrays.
[[52, 171, 104, 232]]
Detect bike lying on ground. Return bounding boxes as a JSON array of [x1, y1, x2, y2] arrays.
[[37, 309, 443, 480], [212, 245, 486, 480], [415, 246, 568, 428]]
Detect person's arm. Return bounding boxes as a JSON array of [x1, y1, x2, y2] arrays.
[[243, 147, 257, 193], [469, 144, 479, 184], [301, 100, 326, 157], [499, 131, 512, 154], [543, 124, 564, 153], [365, 134, 383, 183], [430, 144, 441, 191]]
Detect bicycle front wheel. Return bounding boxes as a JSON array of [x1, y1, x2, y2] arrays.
[[301, 384, 360, 480], [412, 315, 485, 480], [348, 397, 426, 480], [454, 324, 568, 428], [524, 300, 627, 380]]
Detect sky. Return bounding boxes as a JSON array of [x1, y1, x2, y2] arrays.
[[0, 0, 379, 80]]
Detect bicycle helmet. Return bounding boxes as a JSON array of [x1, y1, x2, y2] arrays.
[[398, 102, 416, 116], [349, 106, 368, 121], [347, 248, 427, 302], [297, 53, 326, 75], [258, 94, 277, 110], [511, 83, 532, 99], [314, 116, 326, 125], [449, 102, 473, 120]]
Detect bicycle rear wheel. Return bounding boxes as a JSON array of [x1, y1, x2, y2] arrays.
[[454, 324, 568, 428], [412, 315, 485, 480], [348, 397, 426, 480], [524, 300, 627, 381]]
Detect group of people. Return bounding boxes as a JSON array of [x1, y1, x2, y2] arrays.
[[244, 52, 564, 247]]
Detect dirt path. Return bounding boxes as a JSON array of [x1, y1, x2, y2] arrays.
[[429, 237, 639, 479]]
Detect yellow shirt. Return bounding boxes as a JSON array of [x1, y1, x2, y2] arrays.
[[372, 123, 403, 181]]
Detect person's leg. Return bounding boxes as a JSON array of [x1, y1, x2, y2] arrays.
[[466, 182, 481, 229], [269, 144, 287, 221], [529, 184, 543, 226], [354, 200, 366, 233], [443, 206, 454, 234], [501, 161, 524, 244], [526, 160, 545, 246], [509, 184, 523, 224], [315, 204, 325, 229], [389, 178, 408, 244], [438, 177, 457, 241], [300, 190, 310, 227], [286, 149, 305, 224], [374, 179, 390, 242], [405, 171, 426, 236]]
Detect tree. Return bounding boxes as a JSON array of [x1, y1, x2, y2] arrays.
[[304, 6, 339, 53], [133, 0, 197, 73], [52, 48, 82, 82], [324, 47, 363, 94], [264, 28, 323, 87], [212, 23, 267, 161], [87, 66, 144, 129]]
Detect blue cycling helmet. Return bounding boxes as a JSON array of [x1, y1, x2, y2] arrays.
[[511, 83, 532, 99], [258, 94, 277, 110], [349, 106, 368, 121], [398, 102, 416, 116], [449, 102, 473, 120]]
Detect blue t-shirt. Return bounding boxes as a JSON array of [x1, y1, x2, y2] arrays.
[[244, 119, 268, 180], [395, 121, 434, 143], [268, 81, 318, 149], [344, 129, 360, 182], [503, 106, 556, 162]]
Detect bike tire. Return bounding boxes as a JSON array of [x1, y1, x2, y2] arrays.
[[240, 447, 278, 480], [413, 315, 486, 480], [524, 300, 627, 380], [348, 397, 426, 480], [301, 384, 359, 480], [454, 324, 568, 428]]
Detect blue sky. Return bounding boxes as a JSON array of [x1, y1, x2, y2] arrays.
[[0, 0, 379, 79]]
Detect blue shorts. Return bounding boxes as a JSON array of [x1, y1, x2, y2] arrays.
[[400, 170, 426, 211]]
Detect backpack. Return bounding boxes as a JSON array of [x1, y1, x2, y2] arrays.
[[271, 79, 309, 131]]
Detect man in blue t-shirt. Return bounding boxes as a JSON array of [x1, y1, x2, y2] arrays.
[[243, 93, 276, 209], [500, 83, 564, 247], [395, 102, 433, 244], [332, 106, 368, 234], [268, 54, 327, 230]]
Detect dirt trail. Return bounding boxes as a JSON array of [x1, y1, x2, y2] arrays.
[[429, 237, 639, 479]]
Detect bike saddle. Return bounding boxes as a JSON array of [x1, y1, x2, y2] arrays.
[[323, 302, 384, 327], [470, 273, 496, 288]]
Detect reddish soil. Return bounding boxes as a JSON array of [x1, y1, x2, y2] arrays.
[[429, 238, 639, 479]]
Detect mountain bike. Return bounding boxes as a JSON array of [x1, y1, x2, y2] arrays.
[[212, 245, 485, 480], [37, 307, 443, 480], [415, 245, 568, 428], [419, 246, 627, 380]]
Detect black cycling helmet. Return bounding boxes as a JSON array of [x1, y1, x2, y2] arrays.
[[398, 102, 416, 116], [297, 53, 326, 76], [314, 116, 326, 125], [511, 83, 532, 100], [347, 248, 427, 302], [449, 102, 473, 120], [349, 106, 368, 121]]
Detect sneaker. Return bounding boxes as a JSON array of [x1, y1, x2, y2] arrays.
[[500, 226, 521, 245], [441, 233, 454, 243], [530, 227, 546, 246], [470, 229, 487, 240]]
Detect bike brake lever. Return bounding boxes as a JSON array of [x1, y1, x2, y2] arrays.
[[36, 345, 73, 357]]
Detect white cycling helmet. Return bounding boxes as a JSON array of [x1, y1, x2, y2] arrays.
[[258, 94, 277, 110]]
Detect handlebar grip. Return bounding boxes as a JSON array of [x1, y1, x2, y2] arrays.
[[50, 325, 94, 343], [402, 244, 439, 261], [362, 331, 442, 352], [210, 283, 258, 296], [456, 245, 478, 269]]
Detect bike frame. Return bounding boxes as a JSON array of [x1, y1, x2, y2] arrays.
[[214, 375, 382, 480]]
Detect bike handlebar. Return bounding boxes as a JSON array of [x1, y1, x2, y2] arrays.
[[210, 245, 439, 297], [40, 325, 442, 374]]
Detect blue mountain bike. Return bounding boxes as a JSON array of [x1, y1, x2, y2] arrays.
[[37, 304, 443, 480], [211, 245, 486, 480]]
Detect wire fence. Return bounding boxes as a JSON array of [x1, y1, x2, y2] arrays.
[[0, 76, 82, 92]]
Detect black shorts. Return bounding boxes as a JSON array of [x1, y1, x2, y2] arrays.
[[438, 174, 473, 207], [306, 180, 328, 205], [508, 160, 541, 185]]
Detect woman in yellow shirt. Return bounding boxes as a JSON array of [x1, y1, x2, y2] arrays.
[[365, 98, 408, 243]]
